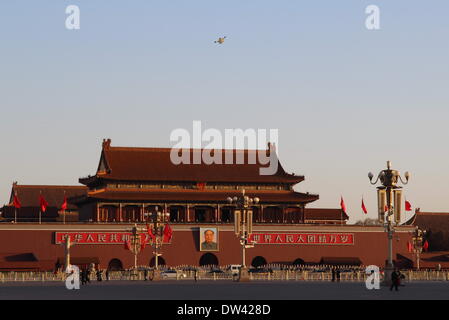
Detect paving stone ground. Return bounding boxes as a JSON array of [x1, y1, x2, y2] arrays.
[[1, 280, 448, 300]]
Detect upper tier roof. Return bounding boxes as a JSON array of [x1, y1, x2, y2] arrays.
[[80, 139, 306, 185]]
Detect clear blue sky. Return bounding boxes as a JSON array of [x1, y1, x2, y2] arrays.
[[1, 1, 448, 223]]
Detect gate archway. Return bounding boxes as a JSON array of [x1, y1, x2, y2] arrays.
[[108, 259, 123, 271], [199, 253, 219, 267], [251, 256, 267, 268], [292, 258, 305, 266], [149, 257, 166, 267]]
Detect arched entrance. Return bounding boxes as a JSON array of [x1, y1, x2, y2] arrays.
[[199, 253, 219, 267], [149, 257, 166, 267], [292, 258, 305, 266], [108, 259, 123, 271], [251, 256, 267, 268]]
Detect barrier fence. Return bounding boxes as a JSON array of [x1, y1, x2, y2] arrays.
[[1, 270, 449, 282]]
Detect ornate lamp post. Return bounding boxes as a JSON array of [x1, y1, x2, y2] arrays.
[[125, 224, 146, 279], [61, 234, 76, 272], [227, 189, 259, 282], [368, 161, 410, 284], [410, 227, 426, 270], [146, 206, 170, 281]]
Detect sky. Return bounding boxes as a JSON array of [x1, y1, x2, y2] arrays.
[[0, 1, 448, 223]]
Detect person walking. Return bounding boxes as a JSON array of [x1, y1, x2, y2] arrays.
[[80, 269, 86, 285], [105, 269, 110, 281], [96, 269, 103, 282], [331, 267, 336, 282], [86, 269, 91, 283], [390, 268, 400, 291], [336, 268, 341, 282]]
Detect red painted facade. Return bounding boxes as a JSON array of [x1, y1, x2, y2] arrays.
[[0, 223, 416, 271]]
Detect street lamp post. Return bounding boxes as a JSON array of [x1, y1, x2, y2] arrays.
[[127, 224, 144, 278], [227, 189, 259, 282], [410, 227, 426, 270], [368, 161, 410, 285], [61, 234, 76, 272], [146, 206, 170, 281]]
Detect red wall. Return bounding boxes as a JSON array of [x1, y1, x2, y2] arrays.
[[0, 224, 416, 270]]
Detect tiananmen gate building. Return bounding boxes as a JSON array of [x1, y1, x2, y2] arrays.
[[0, 139, 437, 271]]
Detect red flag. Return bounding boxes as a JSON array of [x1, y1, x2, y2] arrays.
[[124, 240, 131, 251], [146, 224, 156, 242], [423, 240, 429, 252], [140, 236, 147, 251], [163, 223, 173, 243], [384, 204, 389, 213], [340, 197, 347, 214], [405, 200, 412, 212], [196, 182, 206, 190], [361, 198, 368, 214], [13, 194, 21, 209], [61, 196, 68, 211], [39, 195, 48, 213], [407, 241, 413, 253]]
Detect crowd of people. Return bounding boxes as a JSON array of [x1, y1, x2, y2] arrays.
[[68, 263, 436, 290], [79, 264, 110, 285]]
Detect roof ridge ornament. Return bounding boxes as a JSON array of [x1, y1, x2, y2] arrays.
[[102, 138, 112, 150]]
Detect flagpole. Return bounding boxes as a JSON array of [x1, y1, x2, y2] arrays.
[[63, 190, 66, 224], [15, 207, 17, 223], [39, 210, 41, 224]]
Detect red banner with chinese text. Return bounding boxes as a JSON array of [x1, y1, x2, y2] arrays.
[[55, 232, 171, 245], [248, 233, 354, 245]]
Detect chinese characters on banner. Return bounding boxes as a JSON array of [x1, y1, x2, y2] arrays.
[[55, 232, 353, 245], [55, 232, 171, 245], [248, 233, 354, 245]]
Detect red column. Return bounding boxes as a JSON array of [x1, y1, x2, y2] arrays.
[[115, 205, 119, 222]]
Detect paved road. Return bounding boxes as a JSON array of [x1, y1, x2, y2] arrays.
[[1, 280, 449, 300]]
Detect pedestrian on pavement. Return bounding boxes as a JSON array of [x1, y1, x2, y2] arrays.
[[86, 269, 91, 283], [336, 268, 341, 282], [96, 269, 103, 281], [80, 269, 86, 285], [390, 268, 401, 291], [331, 267, 336, 282]]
